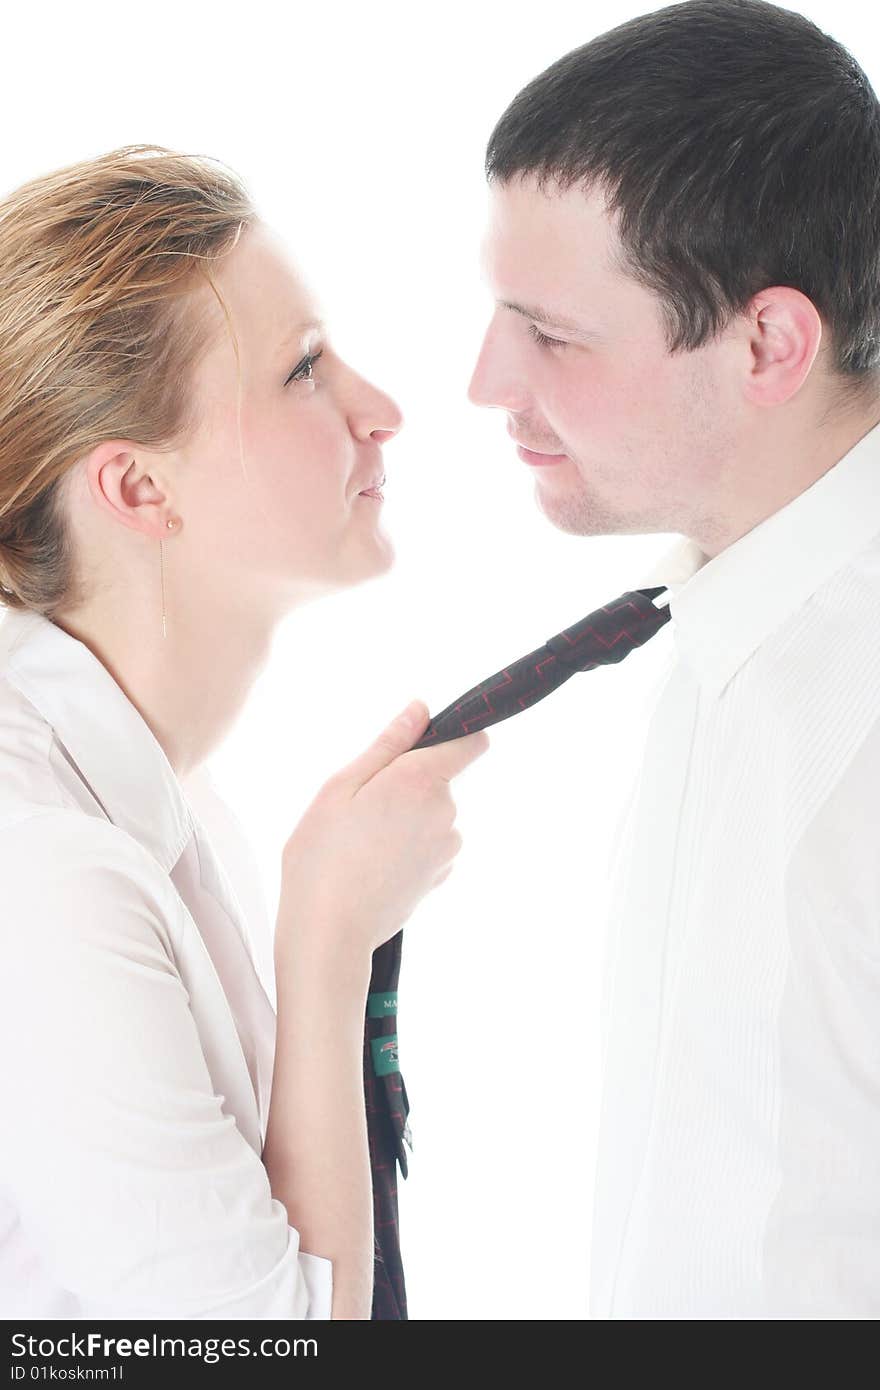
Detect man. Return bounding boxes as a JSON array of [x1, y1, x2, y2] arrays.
[[467, 0, 880, 1317]]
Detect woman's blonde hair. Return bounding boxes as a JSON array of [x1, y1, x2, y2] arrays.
[[0, 143, 257, 618]]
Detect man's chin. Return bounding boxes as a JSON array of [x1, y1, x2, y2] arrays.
[[534, 483, 599, 536]]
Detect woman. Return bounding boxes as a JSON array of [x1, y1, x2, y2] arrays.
[[0, 144, 489, 1321]]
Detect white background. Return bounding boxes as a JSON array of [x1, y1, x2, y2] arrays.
[[2, 0, 876, 1320]]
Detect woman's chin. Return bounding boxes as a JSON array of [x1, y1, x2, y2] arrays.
[[362, 535, 395, 579], [340, 531, 396, 586]]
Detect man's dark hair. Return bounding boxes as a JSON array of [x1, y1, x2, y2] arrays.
[[485, 0, 880, 411]]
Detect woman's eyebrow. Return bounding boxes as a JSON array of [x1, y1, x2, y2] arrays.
[[278, 318, 326, 349], [498, 299, 602, 343]]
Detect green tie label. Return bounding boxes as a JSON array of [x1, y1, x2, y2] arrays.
[[367, 991, 398, 1018], [371, 1033, 400, 1076]]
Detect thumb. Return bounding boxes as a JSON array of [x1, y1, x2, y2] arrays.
[[331, 699, 431, 795]]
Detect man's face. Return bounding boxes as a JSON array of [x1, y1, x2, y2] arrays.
[[468, 174, 740, 544]]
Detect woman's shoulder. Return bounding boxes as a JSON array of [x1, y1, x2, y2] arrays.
[[0, 667, 61, 819], [0, 803, 184, 965], [0, 666, 173, 888]]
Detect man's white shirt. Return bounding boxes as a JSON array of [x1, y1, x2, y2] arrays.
[[0, 606, 333, 1319], [591, 419, 880, 1318]]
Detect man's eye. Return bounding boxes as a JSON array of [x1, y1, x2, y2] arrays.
[[528, 324, 566, 349], [284, 349, 324, 386]]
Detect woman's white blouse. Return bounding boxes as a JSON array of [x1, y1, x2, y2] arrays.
[[0, 607, 333, 1320]]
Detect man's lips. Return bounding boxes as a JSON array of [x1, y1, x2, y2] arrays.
[[515, 443, 568, 467], [507, 424, 568, 466]]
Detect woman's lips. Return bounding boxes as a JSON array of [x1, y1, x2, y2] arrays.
[[357, 472, 385, 500], [516, 444, 568, 467]]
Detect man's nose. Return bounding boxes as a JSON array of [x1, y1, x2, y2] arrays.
[[467, 319, 527, 411]]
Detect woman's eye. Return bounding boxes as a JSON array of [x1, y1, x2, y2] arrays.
[[284, 348, 324, 386], [528, 324, 567, 349]]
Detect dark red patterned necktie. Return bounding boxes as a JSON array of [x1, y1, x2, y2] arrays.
[[364, 586, 671, 1318]]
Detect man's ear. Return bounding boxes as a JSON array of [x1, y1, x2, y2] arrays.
[[740, 286, 823, 408]]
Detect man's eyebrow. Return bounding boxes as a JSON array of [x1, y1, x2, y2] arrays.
[[498, 300, 601, 342]]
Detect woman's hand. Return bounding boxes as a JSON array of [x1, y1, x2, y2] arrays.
[[268, 699, 488, 1317], [278, 699, 489, 958]]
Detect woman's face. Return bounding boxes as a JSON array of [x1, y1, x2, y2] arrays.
[[180, 219, 403, 610]]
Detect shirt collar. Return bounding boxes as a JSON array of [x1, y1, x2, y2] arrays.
[[0, 609, 194, 872], [636, 418, 880, 699]]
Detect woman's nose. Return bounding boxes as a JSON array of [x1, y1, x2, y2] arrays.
[[349, 371, 404, 441]]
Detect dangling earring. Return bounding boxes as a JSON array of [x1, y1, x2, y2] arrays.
[[160, 517, 178, 639]]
